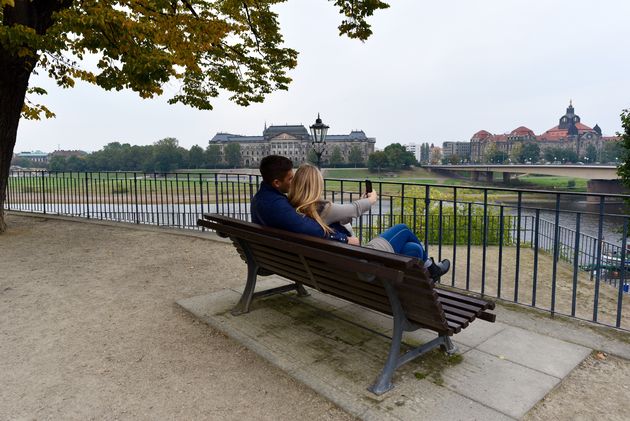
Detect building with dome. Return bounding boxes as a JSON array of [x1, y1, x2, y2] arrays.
[[470, 102, 617, 163], [209, 123, 376, 167]]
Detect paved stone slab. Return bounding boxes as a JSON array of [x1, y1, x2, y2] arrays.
[[450, 319, 507, 348], [476, 326, 592, 378], [177, 279, 592, 420], [440, 349, 559, 419], [362, 380, 515, 421]]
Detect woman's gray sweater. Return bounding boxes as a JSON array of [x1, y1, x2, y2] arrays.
[[319, 199, 394, 253]]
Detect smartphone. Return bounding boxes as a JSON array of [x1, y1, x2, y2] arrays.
[[365, 179, 373, 194]]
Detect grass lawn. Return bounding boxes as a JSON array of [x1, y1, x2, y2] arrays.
[[511, 175, 588, 191]]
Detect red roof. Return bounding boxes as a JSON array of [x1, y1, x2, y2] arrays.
[[510, 126, 535, 136], [540, 122, 595, 141], [472, 130, 492, 140]]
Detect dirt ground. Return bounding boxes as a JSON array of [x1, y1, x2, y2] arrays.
[[0, 214, 356, 420], [1, 213, 629, 420]]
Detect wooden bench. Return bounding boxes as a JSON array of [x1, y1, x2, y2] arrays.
[[198, 213, 496, 395]]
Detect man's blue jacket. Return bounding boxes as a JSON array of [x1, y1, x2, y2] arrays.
[[251, 181, 348, 243]]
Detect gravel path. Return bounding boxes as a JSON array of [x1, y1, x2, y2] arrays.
[[0, 214, 356, 420]]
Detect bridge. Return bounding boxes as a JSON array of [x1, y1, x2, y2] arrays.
[[425, 164, 623, 195]]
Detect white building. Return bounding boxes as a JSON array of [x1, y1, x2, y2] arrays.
[[403, 143, 422, 162]]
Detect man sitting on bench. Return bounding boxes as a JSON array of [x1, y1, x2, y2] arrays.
[[251, 155, 449, 282], [250, 155, 357, 244]]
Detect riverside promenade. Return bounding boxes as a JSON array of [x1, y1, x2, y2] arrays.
[[1, 213, 629, 420]]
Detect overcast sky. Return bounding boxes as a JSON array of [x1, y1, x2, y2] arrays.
[[15, 0, 630, 153]]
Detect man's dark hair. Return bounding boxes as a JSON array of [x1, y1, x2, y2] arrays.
[[260, 155, 293, 184]]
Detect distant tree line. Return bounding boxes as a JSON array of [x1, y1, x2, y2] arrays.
[[367, 143, 417, 173], [46, 138, 244, 172], [306, 145, 366, 168]]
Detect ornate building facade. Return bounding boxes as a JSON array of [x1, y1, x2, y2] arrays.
[[470, 102, 618, 163], [209, 124, 376, 167]]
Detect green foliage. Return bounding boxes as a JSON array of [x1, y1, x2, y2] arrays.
[[151, 137, 186, 172], [509, 142, 523, 163], [484, 143, 508, 163], [543, 147, 578, 163], [419, 143, 431, 165], [224, 143, 241, 168], [601, 141, 623, 164], [520, 142, 541, 163], [188, 145, 205, 169], [307, 149, 318, 165], [46, 139, 213, 172], [10, 157, 32, 168], [399, 188, 512, 246], [329, 146, 343, 167], [509, 142, 541, 163], [617, 110, 630, 189], [380, 143, 416, 170], [1, 1, 388, 120], [332, 0, 390, 40], [206, 144, 222, 168], [348, 145, 363, 167], [584, 144, 598, 163], [367, 151, 388, 173]]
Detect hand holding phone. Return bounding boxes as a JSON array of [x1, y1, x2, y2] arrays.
[[365, 179, 372, 193], [364, 180, 377, 204]]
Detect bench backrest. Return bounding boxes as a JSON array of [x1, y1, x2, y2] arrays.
[[199, 214, 452, 335]]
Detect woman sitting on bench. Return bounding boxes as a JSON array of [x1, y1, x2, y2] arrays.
[[287, 163, 450, 282]]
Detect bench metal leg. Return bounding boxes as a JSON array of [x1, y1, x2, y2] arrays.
[[369, 308, 403, 395], [440, 335, 458, 355], [231, 261, 259, 316], [296, 283, 310, 297], [369, 280, 460, 395]]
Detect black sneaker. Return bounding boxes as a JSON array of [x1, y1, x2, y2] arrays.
[[427, 258, 450, 283]]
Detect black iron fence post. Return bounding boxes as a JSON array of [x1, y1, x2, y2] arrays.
[[593, 196, 606, 322], [40, 171, 46, 214], [551, 194, 562, 315], [481, 189, 488, 295], [616, 220, 628, 328], [134, 172, 139, 224], [84, 171, 90, 219]]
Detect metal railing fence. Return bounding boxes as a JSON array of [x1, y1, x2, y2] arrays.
[[6, 170, 630, 331]]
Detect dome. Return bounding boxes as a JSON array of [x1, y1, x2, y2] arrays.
[[472, 130, 492, 140], [510, 126, 535, 136]]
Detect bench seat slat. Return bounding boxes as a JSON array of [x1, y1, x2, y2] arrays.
[[311, 266, 440, 302], [446, 320, 462, 334], [438, 296, 486, 313], [309, 268, 447, 315], [254, 261, 313, 285], [444, 313, 470, 328], [436, 288, 495, 310], [441, 304, 477, 321], [248, 243, 306, 264], [248, 247, 308, 272], [252, 261, 401, 313]]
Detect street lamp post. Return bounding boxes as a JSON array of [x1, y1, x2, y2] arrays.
[[310, 113, 329, 169]]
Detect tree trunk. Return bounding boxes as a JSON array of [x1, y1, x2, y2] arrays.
[[0, 0, 69, 233], [0, 46, 35, 233]]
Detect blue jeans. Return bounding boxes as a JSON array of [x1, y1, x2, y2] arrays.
[[378, 224, 428, 260]]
